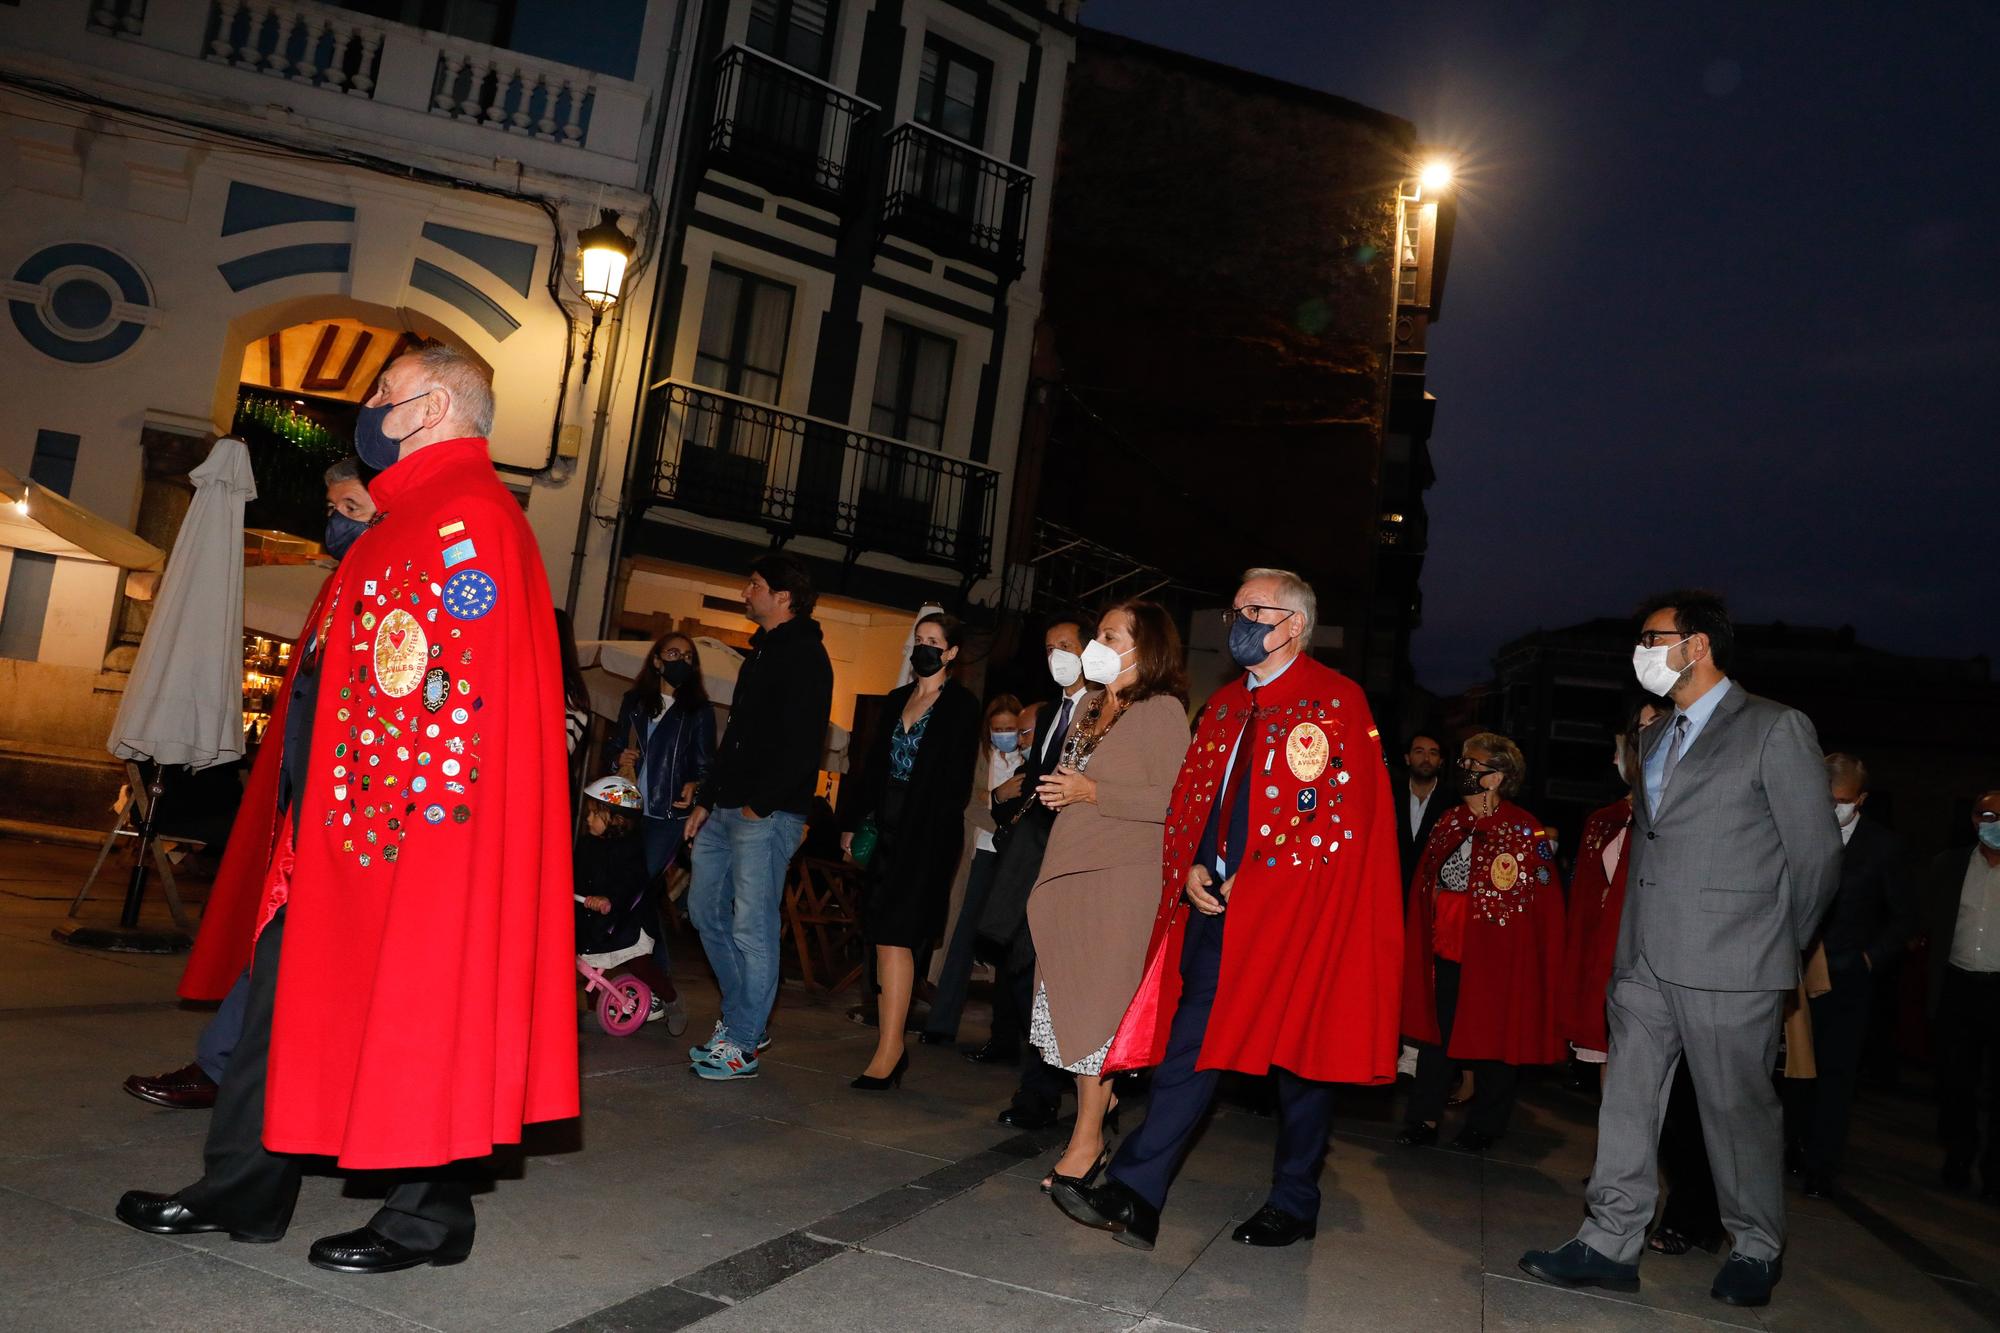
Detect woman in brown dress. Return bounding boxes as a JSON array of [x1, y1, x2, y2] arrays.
[[1027, 600, 1190, 1189]]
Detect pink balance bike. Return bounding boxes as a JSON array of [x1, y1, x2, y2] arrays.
[[577, 958, 651, 1037]]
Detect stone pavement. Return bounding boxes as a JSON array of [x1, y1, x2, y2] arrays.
[[3, 838, 1996, 1332]]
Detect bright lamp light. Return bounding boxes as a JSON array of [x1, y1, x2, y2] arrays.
[[577, 209, 635, 313], [1418, 160, 1454, 193]]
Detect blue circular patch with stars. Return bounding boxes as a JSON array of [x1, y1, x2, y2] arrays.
[[442, 569, 497, 621]]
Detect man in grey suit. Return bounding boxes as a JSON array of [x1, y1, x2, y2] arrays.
[[1521, 590, 1842, 1308]]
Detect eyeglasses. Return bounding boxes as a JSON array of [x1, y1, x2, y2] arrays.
[[1457, 758, 1502, 775], [1221, 604, 1299, 629], [1635, 630, 1688, 648], [1978, 811, 2000, 824], [654, 648, 690, 664]]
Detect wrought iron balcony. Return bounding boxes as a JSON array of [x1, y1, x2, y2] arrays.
[[706, 45, 876, 211], [879, 122, 1032, 278], [642, 380, 998, 577]]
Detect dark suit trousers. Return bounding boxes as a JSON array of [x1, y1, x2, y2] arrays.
[[1407, 959, 1520, 1137], [1004, 928, 1072, 1113], [1804, 962, 1873, 1176], [177, 909, 477, 1251], [1107, 910, 1336, 1220], [1935, 966, 2000, 1176]]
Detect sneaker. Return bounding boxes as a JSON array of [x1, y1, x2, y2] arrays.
[[693, 1041, 759, 1080], [646, 995, 666, 1024], [690, 1020, 726, 1064], [663, 998, 690, 1038]]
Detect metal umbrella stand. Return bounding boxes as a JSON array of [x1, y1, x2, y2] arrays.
[[57, 438, 257, 954]]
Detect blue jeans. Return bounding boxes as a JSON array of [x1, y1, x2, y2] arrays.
[[641, 814, 687, 971], [686, 806, 803, 1050]]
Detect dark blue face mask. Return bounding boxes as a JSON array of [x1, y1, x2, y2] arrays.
[[324, 511, 369, 560], [1228, 613, 1279, 669], [353, 390, 432, 471]]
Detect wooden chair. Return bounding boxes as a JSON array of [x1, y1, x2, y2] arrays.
[[782, 855, 865, 995]]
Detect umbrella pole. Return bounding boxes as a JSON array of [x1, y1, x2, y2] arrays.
[[53, 759, 192, 954], [118, 761, 163, 929]]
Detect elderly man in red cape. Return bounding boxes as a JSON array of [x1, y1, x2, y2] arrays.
[[1051, 568, 1403, 1251], [118, 343, 578, 1275]]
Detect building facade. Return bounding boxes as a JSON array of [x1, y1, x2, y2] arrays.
[[588, 0, 1079, 735], [0, 0, 693, 820]]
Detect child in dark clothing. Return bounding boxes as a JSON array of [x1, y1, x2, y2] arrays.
[[576, 777, 686, 1032]]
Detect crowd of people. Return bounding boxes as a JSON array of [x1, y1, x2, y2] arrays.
[[104, 343, 1996, 1307]]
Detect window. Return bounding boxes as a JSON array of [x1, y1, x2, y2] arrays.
[[690, 265, 795, 462], [27, 430, 79, 496], [748, 0, 837, 77], [0, 431, 80, 659], [915, 35, 991, 146], [869, 320, 954, 449]]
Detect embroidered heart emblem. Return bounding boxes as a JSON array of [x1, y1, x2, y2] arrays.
[[389, 629, 406, 649]]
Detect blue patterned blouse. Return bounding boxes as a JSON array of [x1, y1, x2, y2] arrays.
[[888, 707, 931, 782]]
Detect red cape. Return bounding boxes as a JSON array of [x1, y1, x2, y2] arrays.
[[1105, 656, 1404, 1085], [1402, 799, 1566, 1065], [1557, 797, 1633, 1053], [178, 576, 334, 1000], [261, 438, 578, 1168]]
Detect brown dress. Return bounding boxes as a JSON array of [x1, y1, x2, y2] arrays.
[[1026, 692, 1191, 1069]]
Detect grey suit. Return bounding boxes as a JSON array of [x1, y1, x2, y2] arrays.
[[1576, 683, 1842, 1264]]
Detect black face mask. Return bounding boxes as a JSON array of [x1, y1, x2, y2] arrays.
[[659, 659, 693, 690], [1459, 766, 1496, 796], [324, 511, 368, 560], [910, 644, 946, 678]]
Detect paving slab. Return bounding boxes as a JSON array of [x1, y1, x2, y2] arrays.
[[696, 1249, 1140, 1332]]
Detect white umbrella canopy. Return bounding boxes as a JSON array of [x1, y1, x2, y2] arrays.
[[108, 437, 257, 770]]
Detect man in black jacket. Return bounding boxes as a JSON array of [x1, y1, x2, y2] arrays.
[[1800, 754, 1916, 1197], [1924, 789, 2000, 1194], [684, 553, 833, 1081], [1396, 732, 1448, 895]]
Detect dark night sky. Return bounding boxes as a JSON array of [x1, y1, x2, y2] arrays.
[[1081, 1, 2000, 692]]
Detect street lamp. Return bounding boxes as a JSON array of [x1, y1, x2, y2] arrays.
[[576, 208, 635, 383], [1418, 159, 1453, 195]]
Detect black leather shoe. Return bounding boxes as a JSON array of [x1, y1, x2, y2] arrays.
[[1232, 1204, 1316, 1247], [122, 1062, 218, 1110], [115, 1191, 278, 1243], [307, 1227, 472, 1274], [1710, 1252, 1780, 1307], [964, 1041, 1020, 1065], [1395, 1122, 1438, 1147], [998, 1103, 1058, 1130], [1518, 1238, 1640, 1293], [1449, 1128, 1495, 1154], [1050, 1177, 1160, 1251]]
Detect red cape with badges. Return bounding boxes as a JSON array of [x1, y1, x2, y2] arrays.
[[260, 438, 577, 1169], [1402, 799, 1566, 1065], [1105, 655, 1404, 1085], [1557, 797, 1633, 1053], [178, 576, 335, 1001]]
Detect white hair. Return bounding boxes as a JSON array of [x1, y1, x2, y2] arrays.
[[402, 342, 494, 437], [1241, 566, 1317, 640]]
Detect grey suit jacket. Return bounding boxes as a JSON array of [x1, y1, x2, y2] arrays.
[[1614, 684, 1843, 991]]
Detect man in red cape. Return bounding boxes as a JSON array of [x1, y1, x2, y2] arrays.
[[1051, 569, 1403, 1251], [118, 344, 577, 1274]]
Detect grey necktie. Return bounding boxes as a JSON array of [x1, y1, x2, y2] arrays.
[[1659, 714, 1690, 796]]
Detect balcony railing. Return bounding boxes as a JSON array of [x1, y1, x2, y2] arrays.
[[706, 45, 875, 211], [643, 380, 998, 577], [879, 122, 1032, 278]]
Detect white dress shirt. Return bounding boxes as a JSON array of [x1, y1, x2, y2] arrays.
[[1948, 851, 2000, 973]]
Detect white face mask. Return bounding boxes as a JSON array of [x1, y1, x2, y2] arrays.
[[1047, 648, 1082, 688], [1834, 801, 1860, 827], [1080, 639, 1131, 686], [1631, 638, 1691, 696]]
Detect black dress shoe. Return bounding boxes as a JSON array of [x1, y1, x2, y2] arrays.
[[1518, 1238, 1640, 1293], [1449, 1128, 1495, 1154], [1711, 1252, 1780, 1307], [308, 1227, 472, 1274], [122, 1062, 218, 1110], [1050, 1177, 1159, 1251], [964, 1041, 1020, 1065], [850, 1051, 909, 1091], [998, 1103, 1058, 1130], [1395, 1122, 1438, 1147], [115, 1191, 278, 1243], [1232, 1204, 1316, 1247]]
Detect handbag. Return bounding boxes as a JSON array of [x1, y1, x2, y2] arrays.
[[848, 815, 880, 868]]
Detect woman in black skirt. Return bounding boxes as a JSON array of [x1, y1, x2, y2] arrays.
[[841, 612, 980, 1089]]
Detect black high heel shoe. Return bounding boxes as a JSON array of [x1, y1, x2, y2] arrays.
[[851, 1051, 909, 1091], [1042, 1144, 1112, 1195]]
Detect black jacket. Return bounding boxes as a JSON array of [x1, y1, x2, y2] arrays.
[[604, 688, 715, 820], [573, 830, 653, 956], [1815, 816, 1915, 975], [1924, 843, 1997, 1015], [698, 616, 833, 818], [1396, 777, 1448, 895], [844, 679, 981, 937], [979, 685, 1097, 963]]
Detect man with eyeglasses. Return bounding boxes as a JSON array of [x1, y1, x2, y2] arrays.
[[1922, 789, 2000, 1197], [1521, 589, 1841, 1309], [1052, 569, 1403, 1251]]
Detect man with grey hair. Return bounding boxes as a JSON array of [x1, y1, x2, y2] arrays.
[[1796, 753, 1912, 1198], [1054, 568, 1405, 1251]]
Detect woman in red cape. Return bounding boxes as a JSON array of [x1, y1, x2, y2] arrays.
[[1399, 732, 1564, 1151], [262, 434, 577, 1168]]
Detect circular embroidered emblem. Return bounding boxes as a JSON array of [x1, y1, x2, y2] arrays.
[[1285, 722, 1330, 782], [412, 776, 427, 794], [441, 569, 497, 621], [451, 707, 469, 725], [424, 805, 446, 824], [452, 804, 471, 823], [442, 758, 461, 777], [372, 608, 427, 698], [1491, 852, 1520, 891]]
